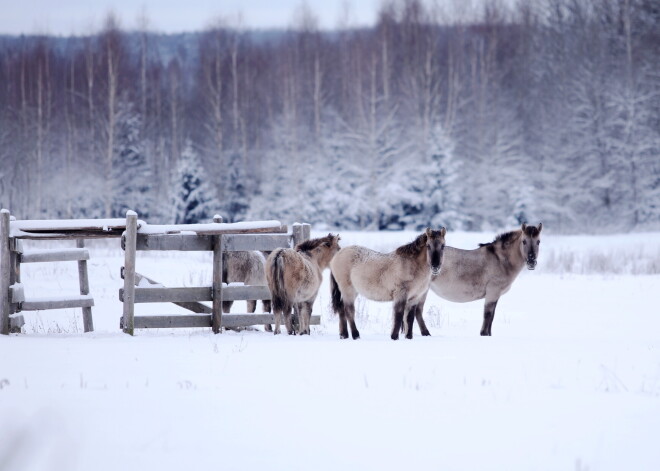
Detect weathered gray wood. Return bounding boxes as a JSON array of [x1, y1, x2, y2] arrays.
[[128, 314, 320, 329], [130, 314, 212, 329], [9, 238, 23, 253], [292, 224, 304, 247], [119, 285, 271, 304], [223, 234, 290, 252], [212, 235, 223, 334], [20, 248, 89, 263], [135, 233, 214, 251], [222, 285, 271, 301], [21, 295, 94, 311], [213, 215, 223, 223], [121, 287, 213, 303], [76, 239, 94, 333], [9, 314, 24, 333], [9, 284, 24, 303], [11, 231, 126, 240], [302, 223, 311, 242], [129, 272, 212, 314], [1, 210, 10, 335], [122, 212, 138, 335]]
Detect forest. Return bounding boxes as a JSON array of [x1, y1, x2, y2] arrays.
[[0, 0, 658, 232]]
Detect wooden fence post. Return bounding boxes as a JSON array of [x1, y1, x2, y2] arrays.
[[77, 239, 94, 333], [1, 209, 10, 335], [302, 223, 311, 242], [213, 215, 223, 224], [122, 211, 138, 335], [212, 234, 224, 334]]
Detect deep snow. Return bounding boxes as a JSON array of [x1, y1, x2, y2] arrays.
[[1, 231, 659, 470]]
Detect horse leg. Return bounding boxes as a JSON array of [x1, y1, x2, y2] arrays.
[[414, 296, 431, 336], [391, 299, 406, 340], [344, 302, 360, 340], [262, 299, 272, 332], [284, 304, 296, 335], [480, 299, 499, 336], [273, 306, 282, 335], [405, 304, 417, 339], [222, 300, 233, 314], [247, 300, 256, 314], [338, 302, 349, 339], [299, 301, 313, 335]]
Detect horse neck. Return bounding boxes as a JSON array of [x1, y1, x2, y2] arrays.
[[499, 231, 525, 272], [302, 249, 329, 272]]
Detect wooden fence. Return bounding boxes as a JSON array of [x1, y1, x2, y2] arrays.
[[1, 209, 313, 336]]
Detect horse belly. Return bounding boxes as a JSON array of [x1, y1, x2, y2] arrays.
[[352, 275, 393, 302], [431, 277, 484, 303]]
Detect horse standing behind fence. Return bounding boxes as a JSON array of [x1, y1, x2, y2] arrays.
[[416, 223, 542, 336], [266, 234, 341, 335], [223, 251, 273, 331], [330, 228, 446, 340]]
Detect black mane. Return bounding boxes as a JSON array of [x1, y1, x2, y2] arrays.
[[395, 233, 427, 257], [479, 230, 520, 250], [296, 235, 334, 253]]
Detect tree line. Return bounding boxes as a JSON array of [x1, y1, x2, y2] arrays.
[[0, 0, 658, 232]]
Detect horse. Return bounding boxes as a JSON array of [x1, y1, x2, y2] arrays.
[[266, 234, 341, 335], [330, 227, 446, 341], [222, 251, 273, 331], [414, 222, 542, 337]]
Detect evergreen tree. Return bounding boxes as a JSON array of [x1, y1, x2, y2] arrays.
[[224, 151, 250, 222], [111, 100, 153, 218], [171, 139, 220, 224]]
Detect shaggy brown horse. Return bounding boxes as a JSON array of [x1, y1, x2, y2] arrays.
[[413, 223, 542, 336], [330, 228, 446, 340], [266, 234, 341, 335]]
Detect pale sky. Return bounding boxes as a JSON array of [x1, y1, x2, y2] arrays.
[[0, 0, 385, 35]]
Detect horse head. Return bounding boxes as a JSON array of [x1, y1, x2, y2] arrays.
[[425, 227, 446, 276], [520, 222, 542, 270]]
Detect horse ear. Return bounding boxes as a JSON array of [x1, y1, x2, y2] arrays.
[[537, 222, 543, 233], [521, 222, 527, 232], [425, 227, 432, 238], [440, 227, 446, 238]]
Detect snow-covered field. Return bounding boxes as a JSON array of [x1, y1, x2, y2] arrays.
[[1, 230, 659, 471]]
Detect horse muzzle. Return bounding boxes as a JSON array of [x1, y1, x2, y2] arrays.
[[431, 266, 442, 276], [526, 259, 537, 270]]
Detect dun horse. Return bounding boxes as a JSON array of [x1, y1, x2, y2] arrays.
[[223, 251, 273, 331], [414, 223, 542, 336], [330, 228, 446, 340], [266, 234, 341, 335]]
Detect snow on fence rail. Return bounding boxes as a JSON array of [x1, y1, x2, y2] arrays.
[[1, 209, 313, 336]]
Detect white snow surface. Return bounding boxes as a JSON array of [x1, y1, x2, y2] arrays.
[[1, 230, 659, 471]]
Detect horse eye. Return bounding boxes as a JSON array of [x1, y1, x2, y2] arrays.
[[537, 241, 540, 245], [523, 240, 527, 245]]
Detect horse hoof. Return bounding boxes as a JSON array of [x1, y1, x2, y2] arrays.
[[391, 334, 399, 340], [340, 334, 349, 339], [352, 333, 360, 340], [422, 331, 431, 336]]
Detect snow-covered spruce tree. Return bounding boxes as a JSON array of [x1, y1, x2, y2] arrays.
[[398, 123, 463, 231], [111, 99, 154, 219], [223, 150, 250, 222], [171, 139, 220, 224]]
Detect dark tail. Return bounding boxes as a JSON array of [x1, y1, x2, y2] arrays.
[[330, 273, 344, 315], [269, 250, 288, 313]]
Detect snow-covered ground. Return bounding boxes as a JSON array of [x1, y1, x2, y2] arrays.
[[1, 230, 659, 471]]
